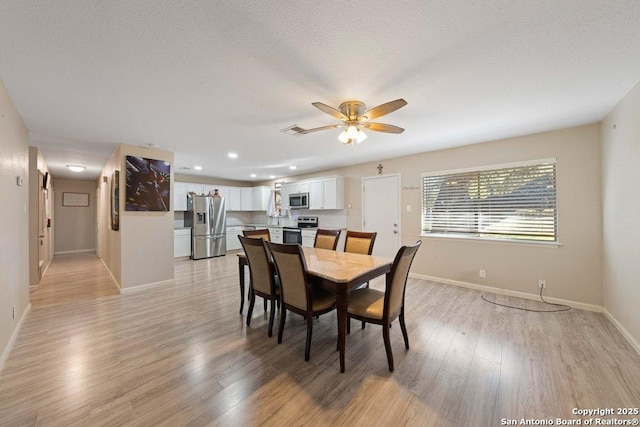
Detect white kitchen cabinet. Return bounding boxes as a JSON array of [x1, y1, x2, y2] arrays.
[[174, 229, 191, 258], [173, 182, 189, 211], [228, 187, 242, 211], [308, 177, 344, 210], [252, 186, 271, 211], [186, 183, 204, 195], [240, 187, 253, 211], [301, 229, 317, 247], [227, 226, 245, 251], [202, 185, 216, 196], [268, 227, 283, 244]]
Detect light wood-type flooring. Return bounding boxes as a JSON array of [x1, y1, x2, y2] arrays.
[[1, 252, 639, 426]]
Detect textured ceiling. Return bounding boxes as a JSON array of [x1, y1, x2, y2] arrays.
[[1, 1, 640, 180]]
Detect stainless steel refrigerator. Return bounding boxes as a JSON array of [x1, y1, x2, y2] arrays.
[[185, 194, 226, 259]]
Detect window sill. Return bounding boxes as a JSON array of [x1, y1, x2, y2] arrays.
[[419, 233, 562, 248]]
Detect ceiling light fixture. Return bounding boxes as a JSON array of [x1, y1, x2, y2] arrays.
[[289, 166, 297, 170], [250, 174, 257, 178], [193, 165, 202, 170], [228, 152, 238, 159], [269, 175, 275, 179], [66, 165, 86, 172]]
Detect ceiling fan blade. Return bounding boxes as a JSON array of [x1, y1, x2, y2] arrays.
[[362, 122, 405, 134], [360, 99, 407, 121], [312, 102, 348, 121], [297, 124, 344, 134]]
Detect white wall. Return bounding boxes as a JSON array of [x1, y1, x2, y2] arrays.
[[601, 79, 640, 351], [0, 79, 30, 368], [273, 124, 603, 307], [98, 144, 174, 290], [53, 178, 97, 254]]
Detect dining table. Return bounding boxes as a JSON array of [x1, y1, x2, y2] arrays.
[[238, 246, 392, 373]]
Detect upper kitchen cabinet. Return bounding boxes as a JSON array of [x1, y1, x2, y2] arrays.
[[227, 187, 242, 210], [308, 177, 344, 210], [240, 187, 253, 211], [252, 186, 271, 211], [174, 182, 189, 211]]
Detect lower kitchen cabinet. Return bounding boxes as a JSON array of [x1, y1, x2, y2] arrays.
[[227, 226, 245, 251], [268, 227, 283, 244], [301, 229, 316, 247], [174, 229, 191, 258]]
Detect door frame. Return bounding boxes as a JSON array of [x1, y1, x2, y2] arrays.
[[361, 173, 402, 256]]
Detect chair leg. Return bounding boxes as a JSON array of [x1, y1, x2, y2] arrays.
[[305, 316, 313, 361], [278, 307, 287, 344], [399, 309, 409, 350], [246, 291, 255, 326], [347, 315, 351, 335], [383, 322, 394, 372], [361, 320, 366, 330], [264, 298, 267, 312], [268, 298, 276, 337]]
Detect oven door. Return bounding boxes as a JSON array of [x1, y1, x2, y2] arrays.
[[283, 228, 302, 244]]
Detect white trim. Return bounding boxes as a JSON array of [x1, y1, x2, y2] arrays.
[[409, 273, 602, 313], [603, 308, 640, 357], [419, 234, 562, 247], [120, 279, 174, 294], [54, 248, 96, 255], [0, 303, 31, 373], [421, 157, 557, 177], [100, 258, 121, 292]]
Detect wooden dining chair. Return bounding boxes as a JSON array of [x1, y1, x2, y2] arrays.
[[346, 240, 422, 371], [344, 230, 377, 255], [238, 236, 279, 337], [243, 228, 271, 241], [265, 242, 336, 361], [313, 229, 341, 250]]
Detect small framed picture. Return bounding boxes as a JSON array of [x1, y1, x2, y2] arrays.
[[62, 192, 90, 207]]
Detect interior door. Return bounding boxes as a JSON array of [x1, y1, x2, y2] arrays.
[[362, 174, 401, 258]]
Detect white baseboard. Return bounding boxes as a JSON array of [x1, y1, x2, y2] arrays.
[[603, 308, 640, 356], [120, 279, 174, 294], [54, 249, 96, 255], [409, 273, 603, 313], [0, 303, 31, 373], [100, 258, 121, 293]]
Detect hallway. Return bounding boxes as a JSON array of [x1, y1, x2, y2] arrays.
[[30, 252, 120, 307]]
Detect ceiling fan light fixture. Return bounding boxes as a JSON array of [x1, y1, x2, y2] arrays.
[[346, 125, 359, 139], [356, 129, 367, 143], [338, 130, 350, 144]]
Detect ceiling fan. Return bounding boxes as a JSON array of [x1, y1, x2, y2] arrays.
[[282, 99, 407, 145]]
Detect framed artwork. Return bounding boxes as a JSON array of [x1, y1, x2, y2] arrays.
[[111, 170, 119, 231], [125, 156, 171, 211], [62, 192, 90, 207]]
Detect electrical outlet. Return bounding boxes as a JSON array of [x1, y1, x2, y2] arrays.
[[538, 279, 546, 289], [479, 269, 486, 278]]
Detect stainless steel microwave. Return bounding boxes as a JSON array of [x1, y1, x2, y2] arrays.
[[289, 192, 309, 209]]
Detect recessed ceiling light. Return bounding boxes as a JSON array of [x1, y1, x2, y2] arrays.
[[228, 152, 238, 159], [250, 174, 257, 178], [66, 165, 86, 172], [289, 166, 297, 170], [269, 175, 275, 179], [194, 165, 202, 170]]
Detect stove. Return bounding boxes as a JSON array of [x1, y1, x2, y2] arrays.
[[283, 216, 318, 244]]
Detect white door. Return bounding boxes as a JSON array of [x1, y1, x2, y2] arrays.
[[362, 174, 401, 258]]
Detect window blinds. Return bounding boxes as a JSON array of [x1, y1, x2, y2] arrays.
[[422, 161, 557, 241]]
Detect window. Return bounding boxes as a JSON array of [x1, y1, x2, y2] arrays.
[[422, 160, 557, 242]]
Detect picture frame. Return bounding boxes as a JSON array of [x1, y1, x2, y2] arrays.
[[125, 155, 171, 211], [62, 192, 90, 207], [111, 170, 120, 231]]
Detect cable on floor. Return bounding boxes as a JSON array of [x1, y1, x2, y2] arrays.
[[481, 287, 571, 312]]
